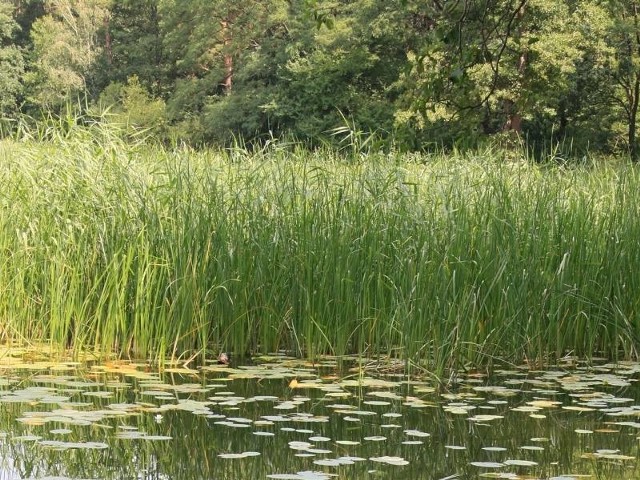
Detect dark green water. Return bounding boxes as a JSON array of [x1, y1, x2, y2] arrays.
[[0, 351, 639, 479]]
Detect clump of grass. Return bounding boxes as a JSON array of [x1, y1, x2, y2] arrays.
[[1, 123, 640, 372]]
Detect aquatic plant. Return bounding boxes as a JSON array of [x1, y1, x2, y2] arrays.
[[1, 128, 639, 372]]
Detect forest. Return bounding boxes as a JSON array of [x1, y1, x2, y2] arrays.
[[1, 0, 640, 158]]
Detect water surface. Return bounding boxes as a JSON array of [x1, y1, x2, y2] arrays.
[[0, 350, 639, 479]]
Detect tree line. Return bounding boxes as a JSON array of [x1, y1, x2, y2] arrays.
[[1, 0, 640, 157]]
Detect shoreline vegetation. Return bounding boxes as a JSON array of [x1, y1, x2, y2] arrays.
[[1, 123, 640, 377]]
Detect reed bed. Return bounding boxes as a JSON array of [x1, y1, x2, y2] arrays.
[[0, 130, 639, 372]]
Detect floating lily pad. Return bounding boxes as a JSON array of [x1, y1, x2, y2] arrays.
[[267, 472, 337, 480], [289, 441, 313, 450], [404, 429, 430, 438], [470, 462, 504, 468], [520, 445, 544, 451], [218, 451, 261, 459], [39, 440, 109, 450], [468, 415, 504, 422], [13, 435, 42, 442], [313, 459, 348, 466], [581, 452, 635, 461], [504, 459, 538, 466], [370, 456, 409, 466], [307, 448, 332, 454], [115, 431, 172, 441]]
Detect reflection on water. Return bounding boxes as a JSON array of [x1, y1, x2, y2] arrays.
[[0, 350, 638, 479]]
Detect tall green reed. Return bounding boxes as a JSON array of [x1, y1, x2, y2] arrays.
[[1, 129, 640, 373]]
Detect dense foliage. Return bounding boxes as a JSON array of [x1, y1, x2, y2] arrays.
[[2, 0, 640, 157], [2, 128, 640, 370]]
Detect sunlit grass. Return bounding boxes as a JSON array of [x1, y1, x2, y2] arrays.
[[1, 126, 639, 372]]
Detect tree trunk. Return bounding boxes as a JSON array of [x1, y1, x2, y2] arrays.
[[503, 52, 527, 133], [503, 5, 527, 133], [221, 19, 233, 94], [104, 13, 112, 65], [503, 99, 521, 133], [629, 75, 639, 161], [631, 3, 640, 161], [557, 99, 567, 140]]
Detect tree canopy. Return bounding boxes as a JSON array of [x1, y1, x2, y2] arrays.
[[2, 0, 640, 158]]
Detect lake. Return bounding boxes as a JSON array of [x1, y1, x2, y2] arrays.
[[0, 348, 638, 479]]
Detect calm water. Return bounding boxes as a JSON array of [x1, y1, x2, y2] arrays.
[[0, 350, 639, 479]]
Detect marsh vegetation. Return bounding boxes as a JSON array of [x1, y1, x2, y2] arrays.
[[1, 125, 639, 375]]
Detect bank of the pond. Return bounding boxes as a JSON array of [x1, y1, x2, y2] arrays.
[[1, 137, 639, 372]]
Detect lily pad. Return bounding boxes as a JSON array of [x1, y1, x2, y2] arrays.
[[370, 456, 409, 466]]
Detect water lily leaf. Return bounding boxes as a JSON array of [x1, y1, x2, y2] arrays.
[[40, 440, 109, 450], [404, 429, 430, 438], [214, 421, 251, 428], [227, 417, 253, 424], [267, 472, 337, 480], [274, 402, 300, 410], [582, 452, 635, 460], [335, 409, 376, 416], [511, 406, 540, 413], [527, 400, 562, 408], [370, 456, 409, 466], [368, 391, 402, 400], [363, 400, 391, 406], [307, 448, 332, 454], [83, 391, 114, 398], [163, 367, 198, 374], [219, 451, 261, 459], [267, 474, 308, 479], [504, 459, 538, 466], [470, 462, 504, 468], [13, 435, 42, 441], [468, 415, 504, 422], [562, 406, 595, 412], [342, 416, 361, 422], [288, 441, 313, 450], [340, 378, 399, 388], [313, 459, 345, 466], [115, 431, 172, 440]]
